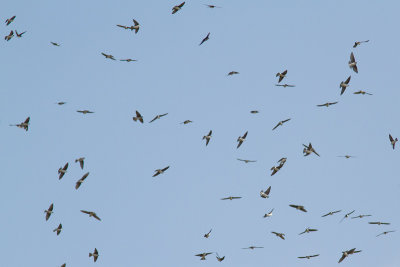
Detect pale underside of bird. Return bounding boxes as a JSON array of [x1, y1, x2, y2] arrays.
[[237, 158, 256, 163], [58, 162, 69, 180], [276, 69, 287, 83], [204, 229, 212, 238], [322, 210, 341, 217], [80, 210, 101, 221], [263, 208, 274, 218], [10, 116, 30, 131], [349, 52, 358, 73], [237, 131, 248, 148], [149, 113, 168, 123], [260, 186, 271, 198], [289, 204, 307, 212], [389, 134, 398, 149], [340, 76, 351, 95], [199, 32, 210, 46], [338, 248, 360, 263], [172, 2, 185, 14], [203, 130, 212, 146], [101, 52, 115, 60], [153, 166, 170, 177], [298, 254, 319, 259], [299, 227, 318, 235], [221, 196, 241, 200], [317, 101, 338, 107], [45, 203, 54, 221], [271, 231, 285, 240], [133, 110, 144, 123], [272, 118, 291, 130], [270, 165, 282, 176], [195, 252, 213, 260], [89, 248, 99, 262], [75, 172, 90, 189], [303, 143, 320, 157]]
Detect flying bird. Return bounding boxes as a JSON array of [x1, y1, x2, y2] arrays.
[[275, 84, 295, 88], [337, 155, 355, 159], [260, 186, 271, 198], [77, 110, 94, 114], [351, 214, 372, 219], [116, 24, 130, 29], [120, 58, 137, 62], [338, 248, 357, 263], [271, 231, 285, 240], [353, 90, 372, 95], [276, 70, 287, 83], [132, 19, 140, 33], [153, 166, 170, 177], [53, 223, 62, 235], [263, 208, 274, 218], [353, 40, 369, 48], [236, 131, 248, 148], [227, 71, 239, 76], [172, 2, 185, 14], [237, 158, 256, 163], [9, 116, 30, 131], [204, 229, 212, 238], [298, 254, 320, 259], [58, 163, 69, 180], [242, 246, 263, 250], [132, 110, 144, 123], [272, 118, 291, 130], [289, 204, 307, 212], [376, 230, 395, 237], [277, 157, 287, 165], [55, 102, 66, 105], [317, 101, 338, 107], [50, 42, 60, 46], [203, 130, 212, 146], [204, 4, 221, 8], [369, 221, 390, 225], [15, 30, 26, 37], [195, 252, 213, 260], [250, 110, 259, 114], [340, 210, 355, 223], [199, 32, 210, 46], [303, 143, 320, 157], [215, 253, 225, 262], [340, 76, 351, 95], [45, 203, 54, 221], [80, 210, 101, 221], [5, 16, 16, 26], [101, 52, 115, 60], [389, 134, 398, 149], [60, 264, 66, 267], [322, 210, 341, 217], [75, 172, 90, 190], [348, 52, 358, 73], [149, 113, 168, 123], [89, 248, 99, 262], [4, 30, 14, 41], [75, 157, 85, 169], [299, 227, 318, 235], [180, 120, 193, 124], [221, 196, 241, 200], [270, 165, 282, 176]]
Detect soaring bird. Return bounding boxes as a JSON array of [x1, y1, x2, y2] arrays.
[[45, 203, 54, 221], [227, 71, 239, 76], [348, 52, 358, 73], [153, 166, 170, 177], [338, 248, 357, 263], [340, 76, 351, 95], [199, 32, 210, 46], [340, 210, 355, 223], [242, 246, 263, 250], [5, 30, 14, 41], [50, 42, 60, 46], [276, 70, 287, 83], [221, 196, 241, 200], [353, 90, 372, 95], [53, 223, 62, 235], [351, 214, 372, 219], [89, 248, 99, 262], [15, 30, 26, 37], [250, 110, 259, 114], [149, 113, 168, 123], [271, 231, 285, 240], [180, 120, 193, 124], [120, 58, 137, 62], [322, 210, 341, 217], [298, 254, 320, 259], [237, 158, 257, 163], [272, 118, 291, 130], [369, 221, 390, 225], [275, 84, 295, 88], [353, 40, 369, 48], [260, 186, 271, 198], [75, 157, 85, 169], [277, 157, 287, 165], [289, 204, 307, 212], [117, 24, 129, 29], [101, 53, 115, 60], [299, 227, 318, 235], [10, 116, 30, 131], [303, 143, 320, 157], [376, 230, 395, 237], [337, 155, 355, 159], [195, 252, 213, 260], [77, 110, 94, 114], [75, 172, 90, 190], [55, 102, 66, 105], [204, 229, 212, 238], [236, 131, 248, 148], [270, 165, 282, 176], [215, 253, 225, 262], [5, 16, 16, 26], [172, 2, 185, 14], [204, 4, 221, 8], [203, 130, 212, 146], [58, 163, 69, 180], [132, 110, 144, 123], [389, 134, 398, 149], [80, 210, 101, 221], [263, 208, 274, 218], [317, 101, 338, 107], [131, 19, 140, 33]]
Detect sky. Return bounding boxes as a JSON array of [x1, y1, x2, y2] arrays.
[[1, 0, 400, 266]]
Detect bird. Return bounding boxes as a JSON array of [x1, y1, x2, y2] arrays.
[[10, 116, 30, 131], [132, 110, 144, 123], [75, 172, 89, 190], [236, 131, 248, 148], [55, 101, 66, 105], [250, 110, 259, 114], [120, 58, 137, 62], [277, 157, 287, 165], [203, 130, 212, 146], [221, 196, 241, 200], [199, 32, 210, 46], [289, 204, 307, 212], [322, 210, 341, 217], [303, 143, 320, 157], [101, 53, 115, 60], [275, 84, 295, 87], [353, 40, 369, 48], [149, 113, 168, 123], [215, 253, 225, 262], [60, 264, 66, 267], [271, 231, 285, 240], [89, 248, 99, 262], [15, 30, 26, 37], [338, 248, 357, 263], [337, 155, 355, 159], [376, 230, 395, 237], [340, 76, 351, 95], [45, 203, 54, 221], [237, 158, 257, 163], [389, 134, 398, 149], [195, 252, 213, 260], [172, 2, 185, 14], [353, 90, 372, 95], [227, 71, 239, 76], [180, 120, 192, 124], [263, 208, 274, 218], [58, 163, 69, 180], [116, 24, 130, 29], [153, 166, 170, 177], [5, 16, 16, 26], [242, 246, 263, 250], [272, 118, 291, 130], [132, 19, 140, 33], [298, 254, 320, 259], [204, 229, 212, 238], [369, 221, 390, 225], [348, 52, 358, 73], [80, 210, 101, 221], [299, 227, 318, 235], [4, 30, 14, 41], [260, 186, 271, 198], [276, 70, 287, 83], [270, 165, 282, 176], [317, 101, 338, 107], [77, 110, 94, 114], [204, 4, 221, 8], [53, 223, 62, 235], [340, 210, 355, 223], [351, 214, 372, 219], [75, 157, 85, 169], [50, 42, 60, 46]]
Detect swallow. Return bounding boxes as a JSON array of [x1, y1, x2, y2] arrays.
[[180, 120, 193, 124], [50, 42, 60, 46], [89, 248, 99, 262], [237, 131, 248, 148], [117, 24, 130, 29], [58, 163, 69, 180], [10, 116, 30, 131], [340, 76, 351, 95], [172, 2, 185, 14], [4, 30, 14, 41], [277, 157, 287, 165], [271, 231, 285, 240], [250, 110, 259, 114], [353, 40, 369, 48], [204, 4, 221, 8], [55, 102, 66, 105], [369, 221, 390, 225], [152, 166, 170, 177], [270, 165, 282, 176], [53, 223, 62, 235], [203, 130, 212, 146], [5, 16, 16, 26], [338, 248, 357, 263], [389, 134, 398, 149], [298, 254, 319, 259], [149, 113, 168, 123], [227, 71, 239, 76], [75, 172, 89, 190], [242, 246, 263, 249], [204, 229, 212, 238], [289, 204, 307, 212], [275, 84, 295, 87], [299, 227, 318, 235], [351, 214, 372, 219], [348, 52, 358, 73], [75, 157, 85, 169], [195, 252, 213, 260], [215, 253, 225, 262], [45, 203, 54, 221], [316, 101, 338, 107], [77, 110, 94, 114], [303, 143, 320, 157], [276, 70, 287, 83], [80, 210, 101, 221], [199, 32, 210, 46], [120, 58, 137, 62], [353, 90, 372, 95], [340, 210, 355, 223], [101, 52, 115, 60], [221, 196, 241, 200], [260, 186, 271, 198], [132, 110, 144, 123], [131, 19, 140, 33], [263, 208, 274, 218], [60, 264, 66, 267], [15, 30, 26, 37], [272, 118, 291, 130], [237, 158, 256, 163], [376, 230, 395, 237], [322, 210, 341, 217], [337, 155, 355, 159]]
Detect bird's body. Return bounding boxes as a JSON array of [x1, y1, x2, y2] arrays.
[[237, 131, 248, 148], [204, 4, 221, 8], [338, 248, 357, 263], [45, 203, 54, 221], [77, 110, 94, 114], [5, 16, 16, 26], [199, 32, 210, 46], [15, 30, 26, 37], [132, 19, 140, 33], [275, 84, 295, 87], [153, 166, 170, 177], [272, 118, 291, 130], [354, 90, 372, 95], [89, 248, 99, 262], [348, 52, 358, 73], [75, 172, 89, 189], [58, 163, 69, 180], [149, 113, 168, 123], [237, 158, 256, 163], [50, 42, 60, 46], [263, 208, 274, 218], [227, 71, 239, 76], [303, 143, 320, 157], [204, 229, 212, 238], [276, 70, 287, 83], [75, 157, 85, 169], [340, 210, 355, 223], [260, 186, 271, 198], [317, 101, 338, 107], [353, 40, 369, 48], [270, 165, 282, 176], [322, 210, 341, 217], [271, 231, 285, 240], [181, 120, 193, 124], [172, 2, 185, 14], [53, 223, 62, 235], [5, 30, 14, 41], [242, 246, 263, 250], [10, 117, 30, 131], [80, 210, 101, 221], [298, 254, 319, 259], [351, 214, 371, 219], [203, 130, 212, 146], [120, 58, 137, 62], [221, 196, 241, 200], [340, 76, 351, 95], [389, 134, 398, 149], [289, 204, 307, 212], [195, 252, 213, 260], [133, 110, 144, 123], [369, 221, 390, 225], [101, 52, 115, 60], [299, 227, 318, 235], [376, 230, 395, 237]]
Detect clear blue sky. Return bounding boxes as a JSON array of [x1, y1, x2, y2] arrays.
[[1, 0, 400, 266]]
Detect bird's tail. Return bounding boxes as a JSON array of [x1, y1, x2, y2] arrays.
[[89, 253, 93, 257]]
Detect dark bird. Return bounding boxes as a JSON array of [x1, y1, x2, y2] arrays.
[[369, 221, 390, 225], [298, 254, 320, 259], [351, 214, 372, 219], [389, 134, 398, 149], [353, 90, 372, 95], [215, 253, 225, 262], [242, 246, 263, 250], [260, 186, 271, 198], [153, 166, 170, 177], [89, 248, 99, 262], [289, 204, 307, 212], [101, 52, 115, 60], [53, 223, 62, 235], [132, 19, 140, 33], [199, 32, 210, 46], [353, 40, 369, 48], [203, 130, 212, 146], [4, 30, 14, 41], [338, 248, 357, 263], [263, 208, 274, 218], [275, 84, 295, 88], [227, 71, 239, 76], [80, 210, 101, 221], [58, 163, 69, 180], [340, 76, 351, 95], [276, 70, 287, 83], [77, 110, 94, 114], [376, 230, 395, 237], [204, 229, 212, 238], [250, 110, 259, 114], [45, 203, 54, 221], [340, 210, 355, 223], [272, 118, 291, 130], [75, 172, 89, 190], [237, 158, 257, 163], [120, 58, 137, 62], [55, 102, 66, 105], [75, 157, 85, 169], [5, 16, 16, 26], [271, 231, 285, 240], [195, 252, 213, 260], [337, 155, 355, 159], [149, 113, 168, 123], [172, 2, 185, 14], [60, 264, 66, 267], [116, 24, 129, 29], [322, 210, 341, 217], [15, 30, 26, 37], [221, 196, 241, 200], [236, 131, 248, 148], [348, 52, 358, 73], [10, 116, 30, 131], [50, 42, 60, 46], [180, 120, 193, 124], [132, 110, 144, 123], [204, 4, 221, 8], [317, 101, 338, 107], [270, 165, 282, 176], [299, 227, 318, 235], [303, 143, 320, 157]]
